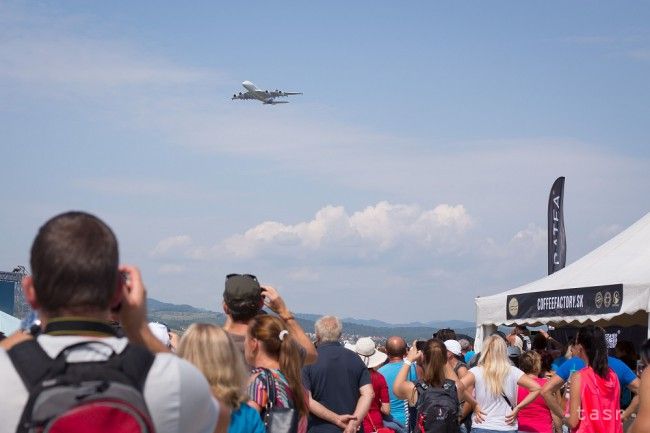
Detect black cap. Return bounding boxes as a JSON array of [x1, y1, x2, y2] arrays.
[[224, 274, 262, 312]]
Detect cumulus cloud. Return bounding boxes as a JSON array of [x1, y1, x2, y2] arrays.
[[221, 202, 473, 259]]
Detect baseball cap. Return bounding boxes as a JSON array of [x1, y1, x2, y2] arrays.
[[148, 322, 170, 348], [444, 339, 462, 356], [507, 345, 522, 358], [224, 274, 262, 311]]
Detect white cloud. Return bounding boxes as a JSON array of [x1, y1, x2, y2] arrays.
[[0, 36, 211, 87], [287, 268, 320, 283], [151, 235, 192, 257], [221, 202, 473, 259], [0, 3, 221, 104]]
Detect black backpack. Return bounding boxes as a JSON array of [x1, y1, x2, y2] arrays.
[[7, 339, 156, 433], [414, 379, 459, 433]]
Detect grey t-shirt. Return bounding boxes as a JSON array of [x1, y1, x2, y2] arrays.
[[0, 335, 219, 433]]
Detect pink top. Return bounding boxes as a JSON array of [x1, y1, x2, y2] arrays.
[[517, 376, 553, 433], [573, 367, 622, 433]]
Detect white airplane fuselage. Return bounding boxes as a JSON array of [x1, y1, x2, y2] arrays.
[[232, 81, 297, 105], [242, 81, 258, 92]]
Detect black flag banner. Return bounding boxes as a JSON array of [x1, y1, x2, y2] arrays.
[[548, 177, 566, 275]]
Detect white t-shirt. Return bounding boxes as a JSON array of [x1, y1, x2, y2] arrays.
[[0, 335, 219, 433], [469, 364, 524, 431]]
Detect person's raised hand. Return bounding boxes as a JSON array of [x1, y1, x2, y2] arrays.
[[118, 265, 148, 338], [261, 285, 290, 317], [407, 340, 423, 363]]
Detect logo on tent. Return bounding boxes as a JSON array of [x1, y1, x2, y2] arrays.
[[595, 292, 603, 309], [604, 291, 612, 308], [613, 290, 621, 307], [508, 297, 519, 317]]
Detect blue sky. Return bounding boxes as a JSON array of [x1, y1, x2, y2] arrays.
[[1, 2, 649, 322]]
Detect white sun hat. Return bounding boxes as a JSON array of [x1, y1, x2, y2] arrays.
[[350, 337, 388, 369]]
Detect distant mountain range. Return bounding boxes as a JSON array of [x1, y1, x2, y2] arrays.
[[147, 298, 476, 340]]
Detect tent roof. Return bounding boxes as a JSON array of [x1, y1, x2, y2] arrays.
[[476, 212, 650, 327]]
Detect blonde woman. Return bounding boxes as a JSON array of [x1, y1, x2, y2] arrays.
[[178, 323, 265, 433], [459, 335, 541, 433]]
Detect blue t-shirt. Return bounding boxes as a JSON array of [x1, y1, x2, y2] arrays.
[[464, 351, 476, 364], [378, 361, 417, 427], [555, 356, 637, 387], [551, 356, 567, 371], [228, 403, 265, 433]]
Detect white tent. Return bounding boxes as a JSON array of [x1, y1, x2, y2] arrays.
[[475, 212, 650, 351]]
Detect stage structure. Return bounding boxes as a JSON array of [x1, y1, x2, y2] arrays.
[[0, 270, 25, 334]]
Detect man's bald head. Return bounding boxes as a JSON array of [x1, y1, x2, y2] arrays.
[[386, 336, 407, 359]]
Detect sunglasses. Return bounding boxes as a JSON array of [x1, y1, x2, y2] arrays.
[[226, 273, 258, 281]]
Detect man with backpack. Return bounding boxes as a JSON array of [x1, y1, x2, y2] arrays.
[[0, 211, 221, 433]]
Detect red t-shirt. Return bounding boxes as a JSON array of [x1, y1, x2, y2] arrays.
[[517, 376, 552, 433], [363, 370, 390, 432]]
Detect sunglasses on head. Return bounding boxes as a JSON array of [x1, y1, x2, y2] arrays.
[[226, 273, 258, 281]]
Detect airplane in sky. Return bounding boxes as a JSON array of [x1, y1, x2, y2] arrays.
[[231, 81, 302, 105]]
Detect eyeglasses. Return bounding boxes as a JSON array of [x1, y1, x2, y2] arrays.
[[226, 273, 258, 281]]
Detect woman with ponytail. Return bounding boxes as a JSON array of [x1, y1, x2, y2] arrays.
[[245, 314, 309, 433], [393, 339, 465, 432], [567, 325, 622, 433], [459, 335, 541, 433]]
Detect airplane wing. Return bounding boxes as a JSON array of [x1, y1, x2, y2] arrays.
[[267, 90, 303, 98], [232, 92, 256, 100]]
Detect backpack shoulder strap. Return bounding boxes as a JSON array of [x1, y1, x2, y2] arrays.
[[443, 379, 459, 399], [7, 340, 55, 391], [111, 344, 155, 391]]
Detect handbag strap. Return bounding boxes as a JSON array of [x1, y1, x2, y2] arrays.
[[501, 391, 514, 410], [367, 413, 378, 432], [261, 368, 278, 411]]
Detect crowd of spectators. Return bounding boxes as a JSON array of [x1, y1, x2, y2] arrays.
[[1, 211, 650, 433]]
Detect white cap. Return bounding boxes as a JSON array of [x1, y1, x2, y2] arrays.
[[444, 339, 462, 356], [148, 322, 170, 347]]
